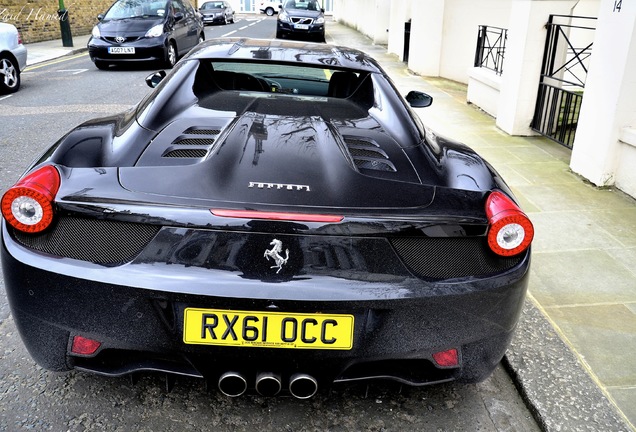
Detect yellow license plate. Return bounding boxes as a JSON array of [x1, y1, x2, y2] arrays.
[[183, 308, 354, 350]]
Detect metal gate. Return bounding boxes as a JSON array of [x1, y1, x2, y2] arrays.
[[531, 15, 596, 148]]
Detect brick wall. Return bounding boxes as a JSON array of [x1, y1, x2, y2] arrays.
[[0, 0, 113, 43]]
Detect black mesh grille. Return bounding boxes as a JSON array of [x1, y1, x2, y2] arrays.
[[344, 137, 395, 172], [349, 147, 386, 159], [173, 138, 215, 146], [390, 237, 523, 280], [354, 158, 396, 172], [163, 149, 208, 158], [12, 217, 160, 266], [184, 128, 221, 135]]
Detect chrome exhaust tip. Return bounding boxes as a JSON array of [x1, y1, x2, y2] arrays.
[[218, 372, 247, 397], [255, 372, 282, 397], [289, 373, 318, 399]]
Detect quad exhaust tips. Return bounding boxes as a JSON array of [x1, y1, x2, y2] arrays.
[[217, 371, 318, 398], [218, 371, 248, 397], [289, 373, 318, 399]]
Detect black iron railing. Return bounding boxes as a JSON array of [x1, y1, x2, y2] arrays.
[[474, 25, 507, 75], [533, 84, 583, 148], [531, 15, 596, 149]]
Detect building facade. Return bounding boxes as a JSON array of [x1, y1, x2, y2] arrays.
[[334, 0, 636, 200]]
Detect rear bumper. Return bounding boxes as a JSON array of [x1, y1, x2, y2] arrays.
[[2, 221, 530, 389]]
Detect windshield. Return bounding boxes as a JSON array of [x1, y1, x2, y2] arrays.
[[283, 0, 321, 11], [103, 0, 168, 20], [191, 60, 373, 109], [201, 2, 225, 9]]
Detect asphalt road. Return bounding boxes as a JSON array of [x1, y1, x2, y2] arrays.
[[0, 16, 540, 431]]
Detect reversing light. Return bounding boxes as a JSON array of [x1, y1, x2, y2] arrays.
[[211, 209, 343, 223], [1, 165, 60, 233], [485, 191, 534, 257], [71, 336, 102, 355], [432, 348, 459, 367]]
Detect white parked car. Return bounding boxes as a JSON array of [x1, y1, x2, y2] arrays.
[[259, 1, 282, 16], [0, 22, 27, 94]]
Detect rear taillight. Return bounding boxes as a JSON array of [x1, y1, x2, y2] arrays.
[[1, 165, 60, 233], [17, 31, 23, 45], [485, 191, 534, 257]]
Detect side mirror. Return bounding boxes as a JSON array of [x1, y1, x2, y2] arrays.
[[97, 13, 104, 21], [406, 91, 433, 108], [146, 70, 167, 88], [278, 4, 283, 9], [174, 11, 184, 21]]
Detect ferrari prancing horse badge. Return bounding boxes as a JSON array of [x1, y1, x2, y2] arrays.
[[264, 239, 289, 274]]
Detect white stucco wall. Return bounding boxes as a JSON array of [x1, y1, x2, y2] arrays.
[[571, 0, 636, 197], [386, 0, 411, 60], [333, 0, 390, 44], [331, 0, 635, 198], [438, 0, 511, 83]]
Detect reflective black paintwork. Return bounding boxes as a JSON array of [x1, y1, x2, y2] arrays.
[[2, 38, 529, 392]]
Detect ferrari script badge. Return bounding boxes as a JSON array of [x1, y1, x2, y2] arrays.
[[264, 239, 289, 274], [249, 182, 310, 192]]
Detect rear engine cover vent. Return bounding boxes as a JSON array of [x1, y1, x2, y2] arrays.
[[184, 128, 221, 135], [173, 138, 215, 146], [160, 127, 222, 160], [344, 136, 396, 172], [162, 149, 209, 158]]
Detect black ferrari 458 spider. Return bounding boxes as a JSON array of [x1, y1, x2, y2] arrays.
[[1, 38, 533, 399]]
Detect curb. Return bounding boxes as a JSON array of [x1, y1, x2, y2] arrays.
[[504, 300, 631, 431]]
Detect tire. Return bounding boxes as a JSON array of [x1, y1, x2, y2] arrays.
[[0, 55, 21, 94], [198, 33, 205, 45], [265, 7, 275, 16], [229, 14, 235, 23], [276, 30, 283, 39], [94, 60, 109, 70], [165, 42, 177, 68]]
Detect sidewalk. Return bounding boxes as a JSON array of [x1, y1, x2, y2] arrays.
[[24, 24, 636, 431], [24, 35, 89, 67]]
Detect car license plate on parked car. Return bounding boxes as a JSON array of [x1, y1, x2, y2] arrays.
[[183, 308, 354, 350], [294, 24, 309, 30], [108, 47, 135, 54]]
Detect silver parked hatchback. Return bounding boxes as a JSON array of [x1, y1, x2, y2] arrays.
[[0, 22, 27, 94]]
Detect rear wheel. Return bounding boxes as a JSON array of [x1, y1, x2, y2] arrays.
[[265, 7, 275, 16], [0, 55, 20, 94]]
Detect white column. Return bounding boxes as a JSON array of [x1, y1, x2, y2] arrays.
[[387, 0, 412, 60], [570, 0, 636, 192], [407, 0, 445, 75], [496, 0, 578, 135], [371, 0, 391, 45]]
